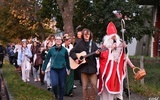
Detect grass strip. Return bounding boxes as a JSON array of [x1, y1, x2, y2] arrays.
[[128, 60, 160, 96], [2, 60, 53, 100]]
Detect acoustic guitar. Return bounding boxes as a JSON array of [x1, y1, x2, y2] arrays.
[[70, 48, 107, 69]]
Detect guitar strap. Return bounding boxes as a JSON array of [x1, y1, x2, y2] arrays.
[[89, 40, 92, 53]]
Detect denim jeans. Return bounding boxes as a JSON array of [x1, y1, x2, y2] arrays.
[[50, 67, 66, 100]]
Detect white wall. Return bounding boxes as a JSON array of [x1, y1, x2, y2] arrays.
[[127, 38, 137, 56]]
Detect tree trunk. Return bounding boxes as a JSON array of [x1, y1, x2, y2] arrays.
[[56, 0, 74, 37], [62, 12, 74, 37], [37, 22, 45, 40]]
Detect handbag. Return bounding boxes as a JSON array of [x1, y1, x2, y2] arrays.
[[133, 67, 146, 80]]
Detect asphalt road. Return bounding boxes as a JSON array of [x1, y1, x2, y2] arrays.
[[28, 76, 148, 100]]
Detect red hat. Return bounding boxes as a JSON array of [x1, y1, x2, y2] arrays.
[[106, 22, 117, 35]]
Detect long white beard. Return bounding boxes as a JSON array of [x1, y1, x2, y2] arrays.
[[103, 34, 121, 48], [103, 34, 123, 62], [112, 46, 123, 62]]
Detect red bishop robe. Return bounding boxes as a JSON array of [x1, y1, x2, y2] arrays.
[[98, 48, 126, 95]]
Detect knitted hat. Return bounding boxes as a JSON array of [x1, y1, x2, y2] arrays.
[[106, 22, 117, 35]]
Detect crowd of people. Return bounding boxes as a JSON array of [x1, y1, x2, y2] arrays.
[[4, 32, 82, 100], [2, 22, 137, 100]]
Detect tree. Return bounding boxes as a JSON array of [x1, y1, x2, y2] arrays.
[[0, 0, 32, 44], [39, 0, 75, 37], [39, 0, 154, 43], [73, 0, 154, 43], [10, 0, 47, 40], [0, 0, 155, 45], [9, 0, 59, 41], [39, 0, 63, 35], [56, 0, 74, 36]]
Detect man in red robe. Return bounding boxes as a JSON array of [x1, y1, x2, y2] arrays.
[[98, 22, 135, 100]]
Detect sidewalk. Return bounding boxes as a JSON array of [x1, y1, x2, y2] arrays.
[[28, 75, 147, 100]]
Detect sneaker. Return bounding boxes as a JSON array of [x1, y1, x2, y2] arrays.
[[27, 79, 30, 82], [73, 85, 77, 89], [23, 80, 26, 82], [69, 93, 74, 97], [37, 78, 41, 81], [47, 87, 52, 91], [34, 78, 37, 82]]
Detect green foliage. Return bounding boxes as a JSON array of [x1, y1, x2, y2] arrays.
[[39, 0, 155, 42], [0, 0, 156, 44], [2, 60, 53, 100], [74, 0, 154, 43], [39, 0, 63, 30], [39, 0, 55, 19]]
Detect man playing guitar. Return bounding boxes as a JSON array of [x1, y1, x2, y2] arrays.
[[70, 28, 100, 100]]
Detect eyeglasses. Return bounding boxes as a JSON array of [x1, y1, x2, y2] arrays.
[[84, 33, 90, 36]]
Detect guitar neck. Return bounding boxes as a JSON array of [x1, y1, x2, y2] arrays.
[[83, 52, 95, 58], [82, 47, 107, 59]]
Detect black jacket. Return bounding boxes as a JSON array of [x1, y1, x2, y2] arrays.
[[70, 39, 99, 74]]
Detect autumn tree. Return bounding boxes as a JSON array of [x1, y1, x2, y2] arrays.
[[0, 0, 31, 44], [0, 0, 156, 45], [10, 0, 56, 40]]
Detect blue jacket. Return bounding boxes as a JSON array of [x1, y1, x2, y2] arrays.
[[17, 47, 32, 65]]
